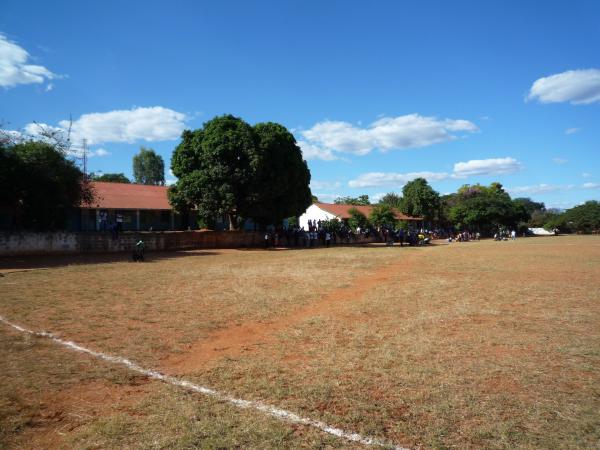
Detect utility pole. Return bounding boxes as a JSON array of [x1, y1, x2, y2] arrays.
[[82, 138, 88, 180]]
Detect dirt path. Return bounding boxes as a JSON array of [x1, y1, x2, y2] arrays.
[[162, 250, 420, 374]]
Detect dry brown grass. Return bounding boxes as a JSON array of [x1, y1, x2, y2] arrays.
[[1, 237, 599, 449]]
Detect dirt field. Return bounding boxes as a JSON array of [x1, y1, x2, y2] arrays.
[[1, 236, 599, 449]]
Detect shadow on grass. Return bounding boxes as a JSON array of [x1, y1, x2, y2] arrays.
[[0, 250, 220, 274]]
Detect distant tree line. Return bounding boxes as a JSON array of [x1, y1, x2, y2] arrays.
[[91, 172, 131, 183], [332, 178, 600, 235]]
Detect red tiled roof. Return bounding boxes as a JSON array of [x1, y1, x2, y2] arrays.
[[315, 202, 422, 221], [83, 182, 171, 210]]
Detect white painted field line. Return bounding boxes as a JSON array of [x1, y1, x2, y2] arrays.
[[0, 315, 409, 450]]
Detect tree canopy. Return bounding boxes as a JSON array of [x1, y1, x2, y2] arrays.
[[248, 122, 312, 227], [512, 197, 545, 217], [400, 178, 440, 222], [170, 116, 255, 229], [334, 195, 370, 205], [547, 201, 600, 233], [169, 115, 312, 229], [0, 141, 93, 230], [92, 172, 131, 183], [369, 204, 397, 228], [378, 192, 403, 209], [347, 207, 370, 230], [133, 147, 165, 185], [448, 183, 525, 234]]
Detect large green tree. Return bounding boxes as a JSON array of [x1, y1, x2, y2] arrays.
[[513, 197, 545, 217], [448, 183, 521, 234], [0, 141, 93, 230], [249, 122, 312, 227], [369, 204, 397, 228], [133, 147, 165, 185], [400, 178, 440, 222], [170, 115, 254, 229], [530, 208, 561, 228], [169, 115, 312, 230], [547, 201, 600, 233]]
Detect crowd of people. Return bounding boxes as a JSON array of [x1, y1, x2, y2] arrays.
[[446, 228, 520, 242], [262, 219, 536, 249], [493, 229, 517, 241], [262, 219, 436, 248], [447, 231, 481, 242]]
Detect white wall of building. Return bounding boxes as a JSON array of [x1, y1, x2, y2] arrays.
[[298, 204, 338, 230]]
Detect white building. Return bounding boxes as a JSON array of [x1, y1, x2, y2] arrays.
[[299, 202, 421, 230], [299, 203, 339, 229]]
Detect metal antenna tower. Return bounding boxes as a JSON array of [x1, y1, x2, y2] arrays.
[[82, 138, 88, 179]]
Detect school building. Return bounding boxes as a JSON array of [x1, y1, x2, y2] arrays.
[[78, 182, 197, 231]]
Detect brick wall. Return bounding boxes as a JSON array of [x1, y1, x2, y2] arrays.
[[0, 231, 264, 255], [0, 231, 377, 256]]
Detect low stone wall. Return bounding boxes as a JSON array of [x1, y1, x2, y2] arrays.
[[0, 231, 263, 256], [0, 231, 379, 256]]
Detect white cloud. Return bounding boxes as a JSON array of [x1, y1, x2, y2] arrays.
[[582, 182, 600, 189], [60, 106, 187, 145], [0, 34, 57, 88], [348, 157, 523, 188], [23, 122, 65, 139], [370, 192, 387, 203], [452, 157, 523, 178], [90, 148, 110, 157], [348, 171, 449, 188], [546, 200, 579, 210], [300, 114, 477, 159], [528, 69, 600, 104], [297, 140, 339, 161], [21, 106, 187, 147], [0, 128, 25, 143], [45, 83, 53, 92], [303, 121, 374, 155], [582, 172, 591, 178], [552, 157, 568, 165], [310, 180, 342, 190], [565, 127, 581, 135], [507, 184, 574, 195]]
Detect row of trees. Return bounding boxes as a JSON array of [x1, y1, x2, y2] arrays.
[[168, 115, 312, 230], [334, 178, 599, 235]]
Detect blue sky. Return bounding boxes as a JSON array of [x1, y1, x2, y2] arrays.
[[1, 0, 599, 209]]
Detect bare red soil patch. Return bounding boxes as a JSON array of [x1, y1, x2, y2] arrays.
[[162, 252, 418, 373]]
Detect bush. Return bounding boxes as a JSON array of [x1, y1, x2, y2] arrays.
[[347, 208, 370, 230]]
